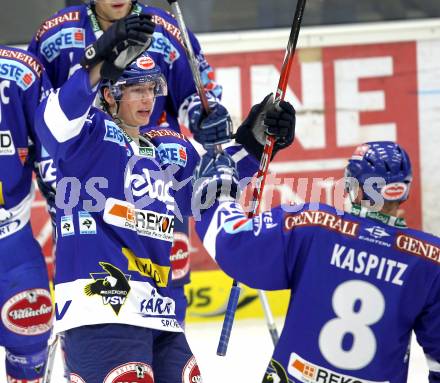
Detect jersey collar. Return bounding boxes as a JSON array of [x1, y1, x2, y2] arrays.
[[350, 203, 407, 228], [86, 3, 142, 39]]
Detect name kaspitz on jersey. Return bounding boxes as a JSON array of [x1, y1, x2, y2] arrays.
[[331, 243, 407, 286]]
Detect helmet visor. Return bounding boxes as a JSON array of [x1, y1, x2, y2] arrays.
[[110, 74, 168, 100]]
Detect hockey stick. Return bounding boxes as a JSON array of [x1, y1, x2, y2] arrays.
[[165, 0, 213, 132], [217, 0, 308, 356], [42, 334, 58, 383], [164, 0, 280, 354]]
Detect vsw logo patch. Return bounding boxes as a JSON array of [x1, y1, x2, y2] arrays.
[[84, 262, 131, 315]]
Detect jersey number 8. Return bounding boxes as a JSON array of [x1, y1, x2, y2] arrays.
[[318, 280, 385, 370]]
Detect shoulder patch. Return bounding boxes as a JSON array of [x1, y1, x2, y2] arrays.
[[284, 210, 359, 237], [150, 14, 184, 46], [35, 11, 81, 41], [0, 49, 42, 78], [0, 59, 37, 90], [395, 234, 440, 265], [40, 27, 86, 63], [144, 129, 187, 142]]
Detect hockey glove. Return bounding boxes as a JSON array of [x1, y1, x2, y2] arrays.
[[235, 94, 296, 161], [81, 13, 155, 81], [192, 152, 240, 217], [188, 95, 233, 149]]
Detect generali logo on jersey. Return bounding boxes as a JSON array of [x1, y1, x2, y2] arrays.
[[35, 11, 81, 40], [284, 210, 359, 237], [396, 234, 440, 264], [1, 289, 52, 336]]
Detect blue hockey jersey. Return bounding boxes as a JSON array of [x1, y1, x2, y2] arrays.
[[28, 2, 222, 288], [34, 68, 258, 334], [196, 201, 440, 383], [28, 2, 221, 131], [0, 45, 52, 239]]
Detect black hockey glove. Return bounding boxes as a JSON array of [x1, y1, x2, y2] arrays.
[[235, 94, 296, 161], [81, 13, 155, 80]]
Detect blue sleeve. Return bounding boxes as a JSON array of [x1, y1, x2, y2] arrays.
[[195, 201, 295, 290], [24, 68, 53, 143], [414, 273, 440, 382], [34, 68, 99, 162], [172, 140, 200, 219], [223, 142, 260, 180]]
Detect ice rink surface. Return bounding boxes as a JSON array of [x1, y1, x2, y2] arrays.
[[0, 318, 428, 382]]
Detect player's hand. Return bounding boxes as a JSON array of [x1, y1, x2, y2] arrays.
[[235, 93, 296, 161], [192, 151, 239, 217], [81, 14, 155, 80], [188, 95, 233, 149]]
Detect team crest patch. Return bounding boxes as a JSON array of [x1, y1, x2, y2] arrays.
[[136, 55, 155, 70], [84, 262, 131, 315], [1, 289, 52, 336], [7, 374, 44, 383], [381, 182, 408, 200], [104, 362, 154, 383], [170, 232, 190, 280], [156, 143, 187, 167], [182, 356, 202, 383], [70, 373, 86, 383]]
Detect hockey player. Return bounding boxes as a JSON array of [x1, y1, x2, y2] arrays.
[[0, 45, 53, 382], [195, 141, 440, 383], [28, 0, 228, 326], [33, 13, 295, 375]]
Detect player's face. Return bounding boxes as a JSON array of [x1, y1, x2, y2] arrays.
[[118, 83, 156, 127], [94, 0, 132, 21]]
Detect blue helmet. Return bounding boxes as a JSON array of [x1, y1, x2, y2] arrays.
[[345, 141, 412, 202], [100, 53, 167, 103]]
